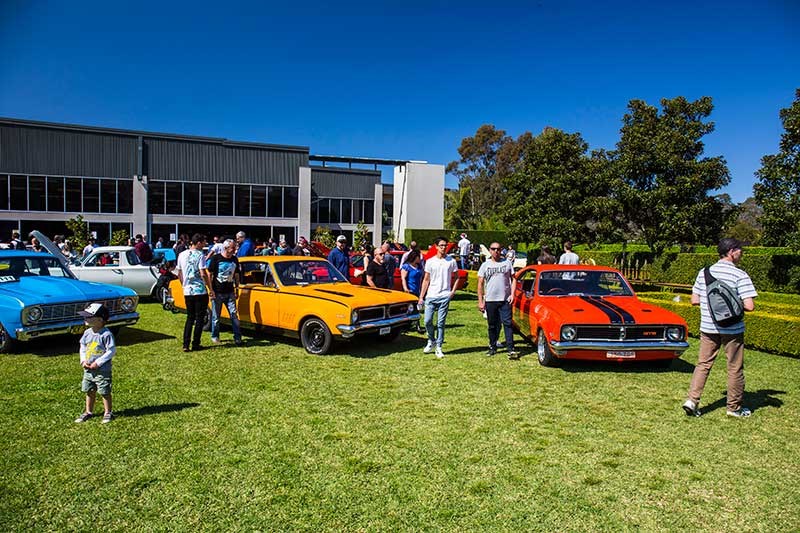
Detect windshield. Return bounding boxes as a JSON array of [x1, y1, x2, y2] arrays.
[[538, 270, 632, 297], [0, 256, 74, 281], [274, 260, 348, 286]]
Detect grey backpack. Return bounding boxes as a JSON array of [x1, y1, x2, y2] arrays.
[[703, 267, 745, 327]]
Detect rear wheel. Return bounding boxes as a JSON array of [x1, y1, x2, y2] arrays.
[[537, 329, 559, 367], [300, 318, 333, 355]]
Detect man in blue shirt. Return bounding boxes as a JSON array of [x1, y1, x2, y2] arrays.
[[235, 231, 254, 257], [328, 235, 350, 277]]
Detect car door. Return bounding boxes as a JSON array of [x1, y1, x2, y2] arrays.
[[76, 251, 124, 287], [118, 249, 157, 296], [513, 268, 537, 337], [237, 263, 280, 329]]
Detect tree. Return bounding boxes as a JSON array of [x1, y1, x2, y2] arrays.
[[65, 215, 91, 254], [353, 220, 371, 250], [610, 96, 730, 254], [313, 226, 335, 248], [754, 89, 800, 248], [724, 196, 762, 244], [110, 229, 129, 246]]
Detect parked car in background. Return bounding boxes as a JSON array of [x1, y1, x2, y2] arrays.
[[479, 244, 527, 270], [68, 246, 160, 298], [348, 250, 469, 291], [0, 250, 139, 352], [166, 256, 420, 354], [513, 265, 689, 367]]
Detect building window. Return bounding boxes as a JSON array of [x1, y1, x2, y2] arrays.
[[201, 184, 216, 215], [118, 180, 133, 213], [10, 175, 27, 211], [165, 182, 183, 214], [268, 186, 282, 218], [218, 185, 233, 216], [47, 177, 64, 212], [0, 175, 8, 210], [284, 187, 298, 218], [235, 185, 251, 217], [329, 198, 340, 223], [101, 179, 117, 213], [251, 186, 266, 217], [318, 198, 329, 224], [149, 181, 165, 215], [66, 178, 82, 212], [363, 200, 374, 224], [29, 176, 46, 211], [184, 183, 199, 215], [342, 199, 352, 224], [83, 178, 100, 213]]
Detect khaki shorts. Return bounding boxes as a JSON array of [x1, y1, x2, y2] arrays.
[[81, 369, 112, 396]]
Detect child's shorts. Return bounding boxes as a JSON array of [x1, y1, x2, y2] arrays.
[[81, 369, 112, 396]]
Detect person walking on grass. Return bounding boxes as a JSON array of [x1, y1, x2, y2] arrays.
[[558, 241, 579, 265], [418, 236, 461, 359], [207, 239, 243, 346], [682, 238, 757, 418], [176, 234, 210, 352], [478, 242, 518, 360], [74, 303, 116, 424]]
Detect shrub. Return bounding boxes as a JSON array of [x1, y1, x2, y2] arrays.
[[405, 229, 509, 248]]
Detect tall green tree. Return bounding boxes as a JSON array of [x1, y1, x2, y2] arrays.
[[754, 89, 800, 248], [610, 96, 730, 254]]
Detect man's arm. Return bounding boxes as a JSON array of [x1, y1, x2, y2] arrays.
[[418, 272, 431, 305], [743, 297, 755, 312], [691, 293, 700, 305], [509, 272, 517, 303], [477, 276, 485, 311]]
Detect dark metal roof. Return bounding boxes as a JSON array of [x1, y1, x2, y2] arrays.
[[310, 154, 426, 167]]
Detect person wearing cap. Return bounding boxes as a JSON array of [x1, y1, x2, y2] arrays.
[[457, 233, 471, 270], [74, 303, 116, 424], [682, 237, 758, 419], [328, 235, 350, 277]]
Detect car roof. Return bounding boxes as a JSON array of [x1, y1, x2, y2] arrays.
[[239, 256, 330, 264], [524, 264, 618, 272]]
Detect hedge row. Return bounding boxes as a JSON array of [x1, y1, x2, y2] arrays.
[[637, 293, 800, 357], [404, 229, 510, 248], [575, 244, 792, 255]]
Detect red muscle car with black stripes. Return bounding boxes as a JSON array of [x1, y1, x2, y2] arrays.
[[512, 265, 689, 366]]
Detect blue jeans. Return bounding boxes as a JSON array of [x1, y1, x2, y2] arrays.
[[424, 295, 451, 347], [486, 300, 514, 350], [211, 292, 241, 342]]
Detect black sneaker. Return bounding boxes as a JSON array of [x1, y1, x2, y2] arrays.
[[486, 347, 497, 357], [102, 412, 114, 424], [74, 412, 93, 423]]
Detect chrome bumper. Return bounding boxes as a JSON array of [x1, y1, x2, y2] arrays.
[[549, 339, 689, 355], [15, 313, 140, 341], [336, 313, 420, 338]]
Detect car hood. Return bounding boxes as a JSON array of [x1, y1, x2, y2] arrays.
[[0, 277, 133, 307], [543, 295, 686, 325], [283, 282, 417, 306]]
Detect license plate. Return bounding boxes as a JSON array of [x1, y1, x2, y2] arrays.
[[607, 351, 636, 359], [379, 326, 391, 336]]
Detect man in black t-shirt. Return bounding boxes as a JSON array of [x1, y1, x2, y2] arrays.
[[206, 239, 242, 345], [366, 249, 391, 289]]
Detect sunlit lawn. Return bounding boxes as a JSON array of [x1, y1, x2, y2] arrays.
[[1, 295, 798, 531]]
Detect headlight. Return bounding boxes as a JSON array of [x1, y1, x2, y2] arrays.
[[666, 327, 683, 341], [561, 325, 577, 341], [407, 303, 415, 314], [351, 310, 359, 324], [24, 306, 43, 325], [120, 296, 138, 312]]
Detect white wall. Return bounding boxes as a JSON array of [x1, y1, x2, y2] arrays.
[[393, 162, 444, 243]]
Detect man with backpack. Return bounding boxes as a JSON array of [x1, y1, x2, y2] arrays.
[[682, 238, 757, 418]]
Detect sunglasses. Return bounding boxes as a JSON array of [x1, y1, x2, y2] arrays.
[[490, 247, 502, 251], [436, 243, 447, 247]]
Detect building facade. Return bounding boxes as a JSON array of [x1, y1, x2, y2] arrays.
[[0, 118, 443, 247]]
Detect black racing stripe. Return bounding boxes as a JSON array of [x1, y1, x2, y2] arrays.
[[580, 296, 622, 324], [590, 297, 636, 324]]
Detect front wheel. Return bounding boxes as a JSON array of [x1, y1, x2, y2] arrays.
[[300, 318, 333, 355], [537, 329, 559, 367], [0, 323, 16, 353]]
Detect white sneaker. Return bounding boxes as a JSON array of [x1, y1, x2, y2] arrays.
[[211, 337, 220, 344], [726, 407, 752, 418], [682, 399, 701, 417], [423, 341, 433, 354], [435, 346, 444, 359]]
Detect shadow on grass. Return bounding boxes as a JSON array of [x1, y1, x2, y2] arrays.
[[116, 327, 175, 346], [559, 358, 695, 374], [701, 389, 785, 415], [115, 402, 200, 418]]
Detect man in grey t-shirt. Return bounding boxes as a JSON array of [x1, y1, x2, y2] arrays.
[[477, 242, 518, 359]]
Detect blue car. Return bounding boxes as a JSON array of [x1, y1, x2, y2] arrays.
[[0, 250, 140, 352]]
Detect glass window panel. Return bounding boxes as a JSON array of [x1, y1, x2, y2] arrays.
[[83, 178, 99, 213], [363, 200, 374, 224], [0, 175, 8, 210], [268, 186, 282, 218], [148, 181, 165, 215], [201, 184, 216, 216], [318, 199, 329, 224], [165, 182, 183, 214], [46, 177, 64, 212], [117, 180, 132, 213], [251, 186, 266, 217], [342, 199, 352, 224], [329, 198, 340, 223], [183, 183, 199, 215], [101, 179, 117, 213], [310, 196, 318, 223], [235, 185, 251, 217], [352, 200, 362, 223], [29, 177, 46, 211], [66, 178, 82, 212], [217, 184, 233, 216], [10, 175, 27, 211], [283, 187, 298, 218]]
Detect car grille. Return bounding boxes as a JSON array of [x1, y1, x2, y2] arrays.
[[39, 298, 123, 324], [388, 303, 410, 317], [358, 307, 385, 322], [575, 326, 667, 341]]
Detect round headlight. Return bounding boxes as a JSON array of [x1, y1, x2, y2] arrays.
[[561, 325, 577, 341], [120, 296, 137, 312], [351, 310, 359, 324], [25, 306, 43, 324], [407, 303, 415, 314], [666, 327, 683, 341]]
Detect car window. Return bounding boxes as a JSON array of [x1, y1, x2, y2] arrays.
[[0, 257, 72, 281], [518, 270, 536, 294], [537, 270, 633, 297], [350, 255, 364, 268], [274, 260, 348, 286], [126, 250, 141, 265]]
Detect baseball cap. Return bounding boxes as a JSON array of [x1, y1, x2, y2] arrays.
[[336, 235, 347, 243], [79, 302, 110, 321], [718, 237, 745, 257]]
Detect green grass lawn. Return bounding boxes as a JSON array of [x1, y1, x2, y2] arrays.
[[1, 294, 799, 531]]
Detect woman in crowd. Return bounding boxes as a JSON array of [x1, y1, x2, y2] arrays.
[[401, 250, 425, 332]]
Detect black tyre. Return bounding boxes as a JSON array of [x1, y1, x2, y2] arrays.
[[537, 329, 559, 367], [0, 323, 16, 353], [300, 317, 333, 355]]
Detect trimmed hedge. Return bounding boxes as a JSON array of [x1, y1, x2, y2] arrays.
[[638, 292, 800, 357], [575, 244, 792, 255], [404, 229, 510, 248]]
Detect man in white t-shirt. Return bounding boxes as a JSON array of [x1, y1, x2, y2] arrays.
[[457, 233, 471, 270], [418, 236, 461, 358], [682, 238, 757, 418], [558, 241, 579, 265]]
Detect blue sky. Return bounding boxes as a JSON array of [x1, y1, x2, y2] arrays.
[[1, 0, 797, 202]]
